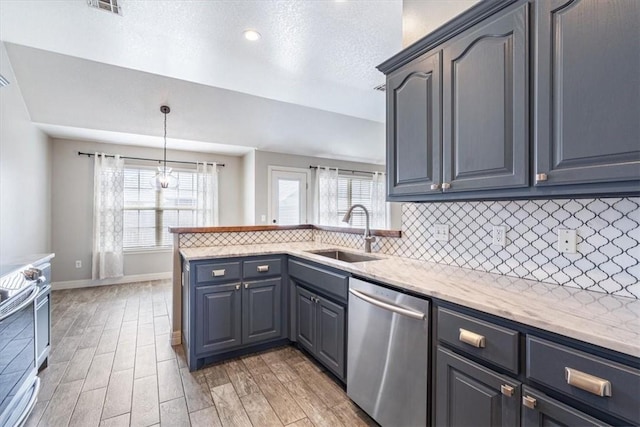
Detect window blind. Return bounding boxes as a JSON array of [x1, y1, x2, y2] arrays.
[[123, 166, 198, 249]]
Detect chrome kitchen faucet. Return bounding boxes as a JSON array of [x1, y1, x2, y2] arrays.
[[342, 204, 376, 253]]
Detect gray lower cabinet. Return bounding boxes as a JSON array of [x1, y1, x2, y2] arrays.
[[314, 295, 345, 377], [534, 0, 640, 187], [386, 50, 442, 198], [295, 285, 346, 381], [521, 386, 611, 427], [242, 278, 282, 345], [296, 286, 316, 352], [186, 256, 286, 370], [195, 283, 242, 354], [442, 3, 528, 193], [435, 346, 521, 427]]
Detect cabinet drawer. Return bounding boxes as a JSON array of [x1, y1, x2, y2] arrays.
[[438, 308, 519, 374], [288, 259, 348, 301], [195, 261, 241, 285], [527, 336, 640, 425], [243, 258, 282, 280]]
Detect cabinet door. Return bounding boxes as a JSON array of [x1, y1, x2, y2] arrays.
[[534, 0, 640, 186], [521, 386, 611, 427], [435, 347, 521, 427], [195, 283, 242, 354], [296, 286, 316, 353], [315, 295, 345, 379], [242, 278, 282, 345], [387, 51, 442, 197], [442, 4, 528, 192]]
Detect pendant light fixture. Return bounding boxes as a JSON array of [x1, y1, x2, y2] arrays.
[[152, 105, 178, 189]]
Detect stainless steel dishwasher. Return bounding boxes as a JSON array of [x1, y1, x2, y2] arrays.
[[347, 277, 429, 427]]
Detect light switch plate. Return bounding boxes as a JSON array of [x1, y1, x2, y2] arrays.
[[433, 224, 450, 242], [557, 229, 577, 253]]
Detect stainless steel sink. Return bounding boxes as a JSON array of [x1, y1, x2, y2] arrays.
[[306, 250, 381, 263]]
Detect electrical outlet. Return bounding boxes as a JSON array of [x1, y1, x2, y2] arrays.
[[75, 260, 82, 269], [557, 229, 577, 253], [433, 224, 450, 242], [492, 225, 507, 247], [260, 214, 266, 222]]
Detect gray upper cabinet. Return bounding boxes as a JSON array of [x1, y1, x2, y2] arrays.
[[534, 0, 640, 186], [242, 278, 282, 345], [442, 3, 529, 192], [387, 51, 442, 197]]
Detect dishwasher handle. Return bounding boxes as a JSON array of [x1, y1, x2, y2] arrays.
[[349, 288, 426, 320]]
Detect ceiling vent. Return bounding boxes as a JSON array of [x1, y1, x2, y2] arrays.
[[0, 74, 9, 88], [373, 83, 386, 92], [87, 0, 122, 15]]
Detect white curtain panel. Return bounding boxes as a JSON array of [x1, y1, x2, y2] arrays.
[[371, 172, 388, 228], [92, 153, 124, 280], [314, 166, 339, 226], [196, 162, 219, 226]]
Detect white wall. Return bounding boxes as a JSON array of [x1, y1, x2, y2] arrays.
[[0, 42, 52, 259], [242, 150, 256, 225], [251, 150, 402, 229], [50, 138, 243, 282]]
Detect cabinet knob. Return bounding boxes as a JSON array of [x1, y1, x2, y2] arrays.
[[522, 395, 537, 409], [235, 284, 240, 290], [535, 173, 548, 182], [441, 182, 451, 190], [244, 283, 249, 289], [500, 384, 514, 397], [430, 183, 440, 190]]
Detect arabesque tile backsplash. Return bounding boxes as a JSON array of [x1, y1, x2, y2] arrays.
[[318, 197, 639, 299]]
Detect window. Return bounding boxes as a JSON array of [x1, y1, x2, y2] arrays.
[[337, 175, 386, 228], [123, 166, 197, 249]]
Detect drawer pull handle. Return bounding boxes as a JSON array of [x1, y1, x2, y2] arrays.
[[212, 269, 226, 277], [501, 384, 514, 397], [459, 328, 486, 348], [522, 395, 537, 409], [565, 367, 611, 397], [257, 265, 269, 272]]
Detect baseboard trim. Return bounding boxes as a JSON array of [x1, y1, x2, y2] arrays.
[[171, 330, 182, 346], [52, 272, 172, 290]]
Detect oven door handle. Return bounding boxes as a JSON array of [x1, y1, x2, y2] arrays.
[[15, 377, 40, 427], [349, 288, 426, 320], [0, 284, 39, 321]]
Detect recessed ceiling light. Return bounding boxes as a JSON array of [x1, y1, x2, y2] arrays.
[[243, 29, 261, 41]]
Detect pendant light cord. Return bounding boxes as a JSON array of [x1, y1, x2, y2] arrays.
[[163, 111, 167, 176]]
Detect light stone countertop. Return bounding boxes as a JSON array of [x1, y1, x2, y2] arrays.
[[0, 253, 55, 279], [180, 242, 640, 358]]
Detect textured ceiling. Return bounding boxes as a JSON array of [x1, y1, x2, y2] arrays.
[[0, 0, 402, 122]]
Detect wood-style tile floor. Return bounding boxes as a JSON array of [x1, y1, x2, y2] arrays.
[[25, 280, 376, 427]]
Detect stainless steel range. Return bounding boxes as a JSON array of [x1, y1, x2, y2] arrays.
[[0, 264, 44, 427]]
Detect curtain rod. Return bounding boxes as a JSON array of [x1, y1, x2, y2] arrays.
[[78, 151, 225, 167], [309, 165, 383, 176]]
